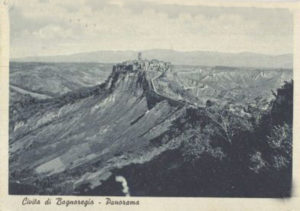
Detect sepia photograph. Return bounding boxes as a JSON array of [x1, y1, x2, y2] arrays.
[[1, 0, 297, 204]]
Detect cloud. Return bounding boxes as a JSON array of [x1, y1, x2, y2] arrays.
[[9, 0, 293, 58]]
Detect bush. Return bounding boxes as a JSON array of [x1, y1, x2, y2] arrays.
[[267, 123, 292, 169]]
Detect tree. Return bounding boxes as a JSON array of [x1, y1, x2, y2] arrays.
[[205, 104, 252, 144]]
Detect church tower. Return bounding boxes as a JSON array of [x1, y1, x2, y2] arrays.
[[138, 52, 142, 61]]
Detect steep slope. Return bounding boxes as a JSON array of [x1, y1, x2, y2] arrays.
[[9, 60, 292, 196], [9, 60, 188, 194], [85, 81, 293, 197]]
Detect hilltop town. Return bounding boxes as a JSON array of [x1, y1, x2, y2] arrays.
[[113, 52, 172, 73]]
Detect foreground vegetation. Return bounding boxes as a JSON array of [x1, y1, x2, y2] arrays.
[[91, 81, 293, 197]]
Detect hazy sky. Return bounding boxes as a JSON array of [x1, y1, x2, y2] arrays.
[[9, 0, 293, 58]]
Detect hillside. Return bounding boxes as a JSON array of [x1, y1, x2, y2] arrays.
[[9, 59, 292, 196], [9, 59, 187, 194]]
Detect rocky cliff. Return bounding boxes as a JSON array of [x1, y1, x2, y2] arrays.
[[9, 60, 292, 197]]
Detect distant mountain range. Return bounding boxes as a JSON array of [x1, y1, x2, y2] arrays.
[[12, 49, 293, 69]]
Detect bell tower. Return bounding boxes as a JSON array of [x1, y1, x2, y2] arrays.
[[138, 52, 142, 61]]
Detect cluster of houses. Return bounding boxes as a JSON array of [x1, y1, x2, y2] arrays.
[[114, 52, 171, 73]]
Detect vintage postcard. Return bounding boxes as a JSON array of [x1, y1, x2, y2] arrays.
[[0, 0, 300, 210]]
